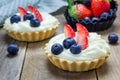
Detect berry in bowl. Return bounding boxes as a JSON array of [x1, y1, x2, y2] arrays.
[[4, 6, 59, 42], [64, 0, 118, 32], [45, 23, 110, 71]]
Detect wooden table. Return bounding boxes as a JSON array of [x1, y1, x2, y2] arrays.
[[0, 1, 120, 80]]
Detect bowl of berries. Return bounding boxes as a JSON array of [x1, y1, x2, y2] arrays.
[[64, 0, 118, 32]]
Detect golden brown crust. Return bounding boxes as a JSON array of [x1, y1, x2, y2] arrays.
[[3, 24, 58, 42], [44, 44, 110, 72]]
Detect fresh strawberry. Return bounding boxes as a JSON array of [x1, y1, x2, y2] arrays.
[[28, 6, 43, 21], [74, 4, 92, 19], [67, 0, 92, 19], [76, 23, 88, 50], [18, 7, 27, 18], [64, 24, 75, 38], [76, 23, 89, 37], [91, 0, 110, 17]]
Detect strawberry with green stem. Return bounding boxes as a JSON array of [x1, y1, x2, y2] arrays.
[[67, 0, 92, 19], [67, 0, 80, 19]]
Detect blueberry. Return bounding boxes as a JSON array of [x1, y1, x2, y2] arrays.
[[101, 12, 109, 19], [10, 15, 21, 24], [91, 17, 100, 23], [7, 44, 19, 55], [30, 18, 40, 27], [83, 0, 91, 7], [84, 17, 91, 23], [23, 13, 34, 21], [113, 8, 117, 12], [70, 44, 82, 54], [108, 33, 119, 44], [63, 38, 76, 49], [109, 9, 114, 16], [51, 43, 63, 55]]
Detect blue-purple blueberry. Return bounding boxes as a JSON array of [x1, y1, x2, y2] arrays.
[[63, 38, 76, 49], [7, 44, 19, 55], [10, 15, 21, 24], [91, 17, 100, 23], [84, 17, 91, 23], [23, 13, 34, 21], [30, 18, 40, 27], [108, 33, 119, 44], [101, 12, 109, 19], [83, 0, 91, 7], [70, 44, 82, 54], [51, 43, 63, 55]]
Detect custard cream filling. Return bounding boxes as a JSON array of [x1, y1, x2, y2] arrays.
[[4, 12, 59, 32], [46, 33, 110, 61]]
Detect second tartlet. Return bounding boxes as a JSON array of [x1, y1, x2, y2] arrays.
[[4, 6, 59, 42]]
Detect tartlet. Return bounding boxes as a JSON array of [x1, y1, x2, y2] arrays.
[[4, 6, 59, 42], [64, 0, 118, 32], [45, 23, 110, 71]]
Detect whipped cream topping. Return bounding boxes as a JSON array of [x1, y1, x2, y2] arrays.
[[4, 12, 59, 32], [46, 33, 110, 61]]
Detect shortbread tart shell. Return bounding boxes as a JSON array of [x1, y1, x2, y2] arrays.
[[45, 44, 110, 72], [3, 24, 59, 42]]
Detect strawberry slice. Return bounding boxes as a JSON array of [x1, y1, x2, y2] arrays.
[[76, 23, 89, 37], [64, 24, 75, 38], [18, 7, 27, 18], [76, 23, 88, 50], [28, 6, 43, 21]]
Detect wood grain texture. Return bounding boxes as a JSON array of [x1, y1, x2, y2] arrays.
[[21, 15, 97, 80], [0, 0, 119, 80], [0, 29, 27, 80], [96, 1, 120, 79]]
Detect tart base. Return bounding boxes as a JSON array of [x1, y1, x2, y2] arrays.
[[45, 44, 110, 72], [3, 24, 59, 42]]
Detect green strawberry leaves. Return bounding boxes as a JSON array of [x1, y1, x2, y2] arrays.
[[108, 0, 112, 2], [67, 0, 80, 19], [68, 7, 80, 19], [67, 0, 73, 9], [77, 0, 83, 3]]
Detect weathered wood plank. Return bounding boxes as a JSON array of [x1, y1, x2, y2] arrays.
[[67, 70, 97, 80], [21, 40, 97, 80], [21, 15, 97, 80], [0, 29, 27, 80], [96, 44, 120, 80], [96, 1, 120, 79]]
